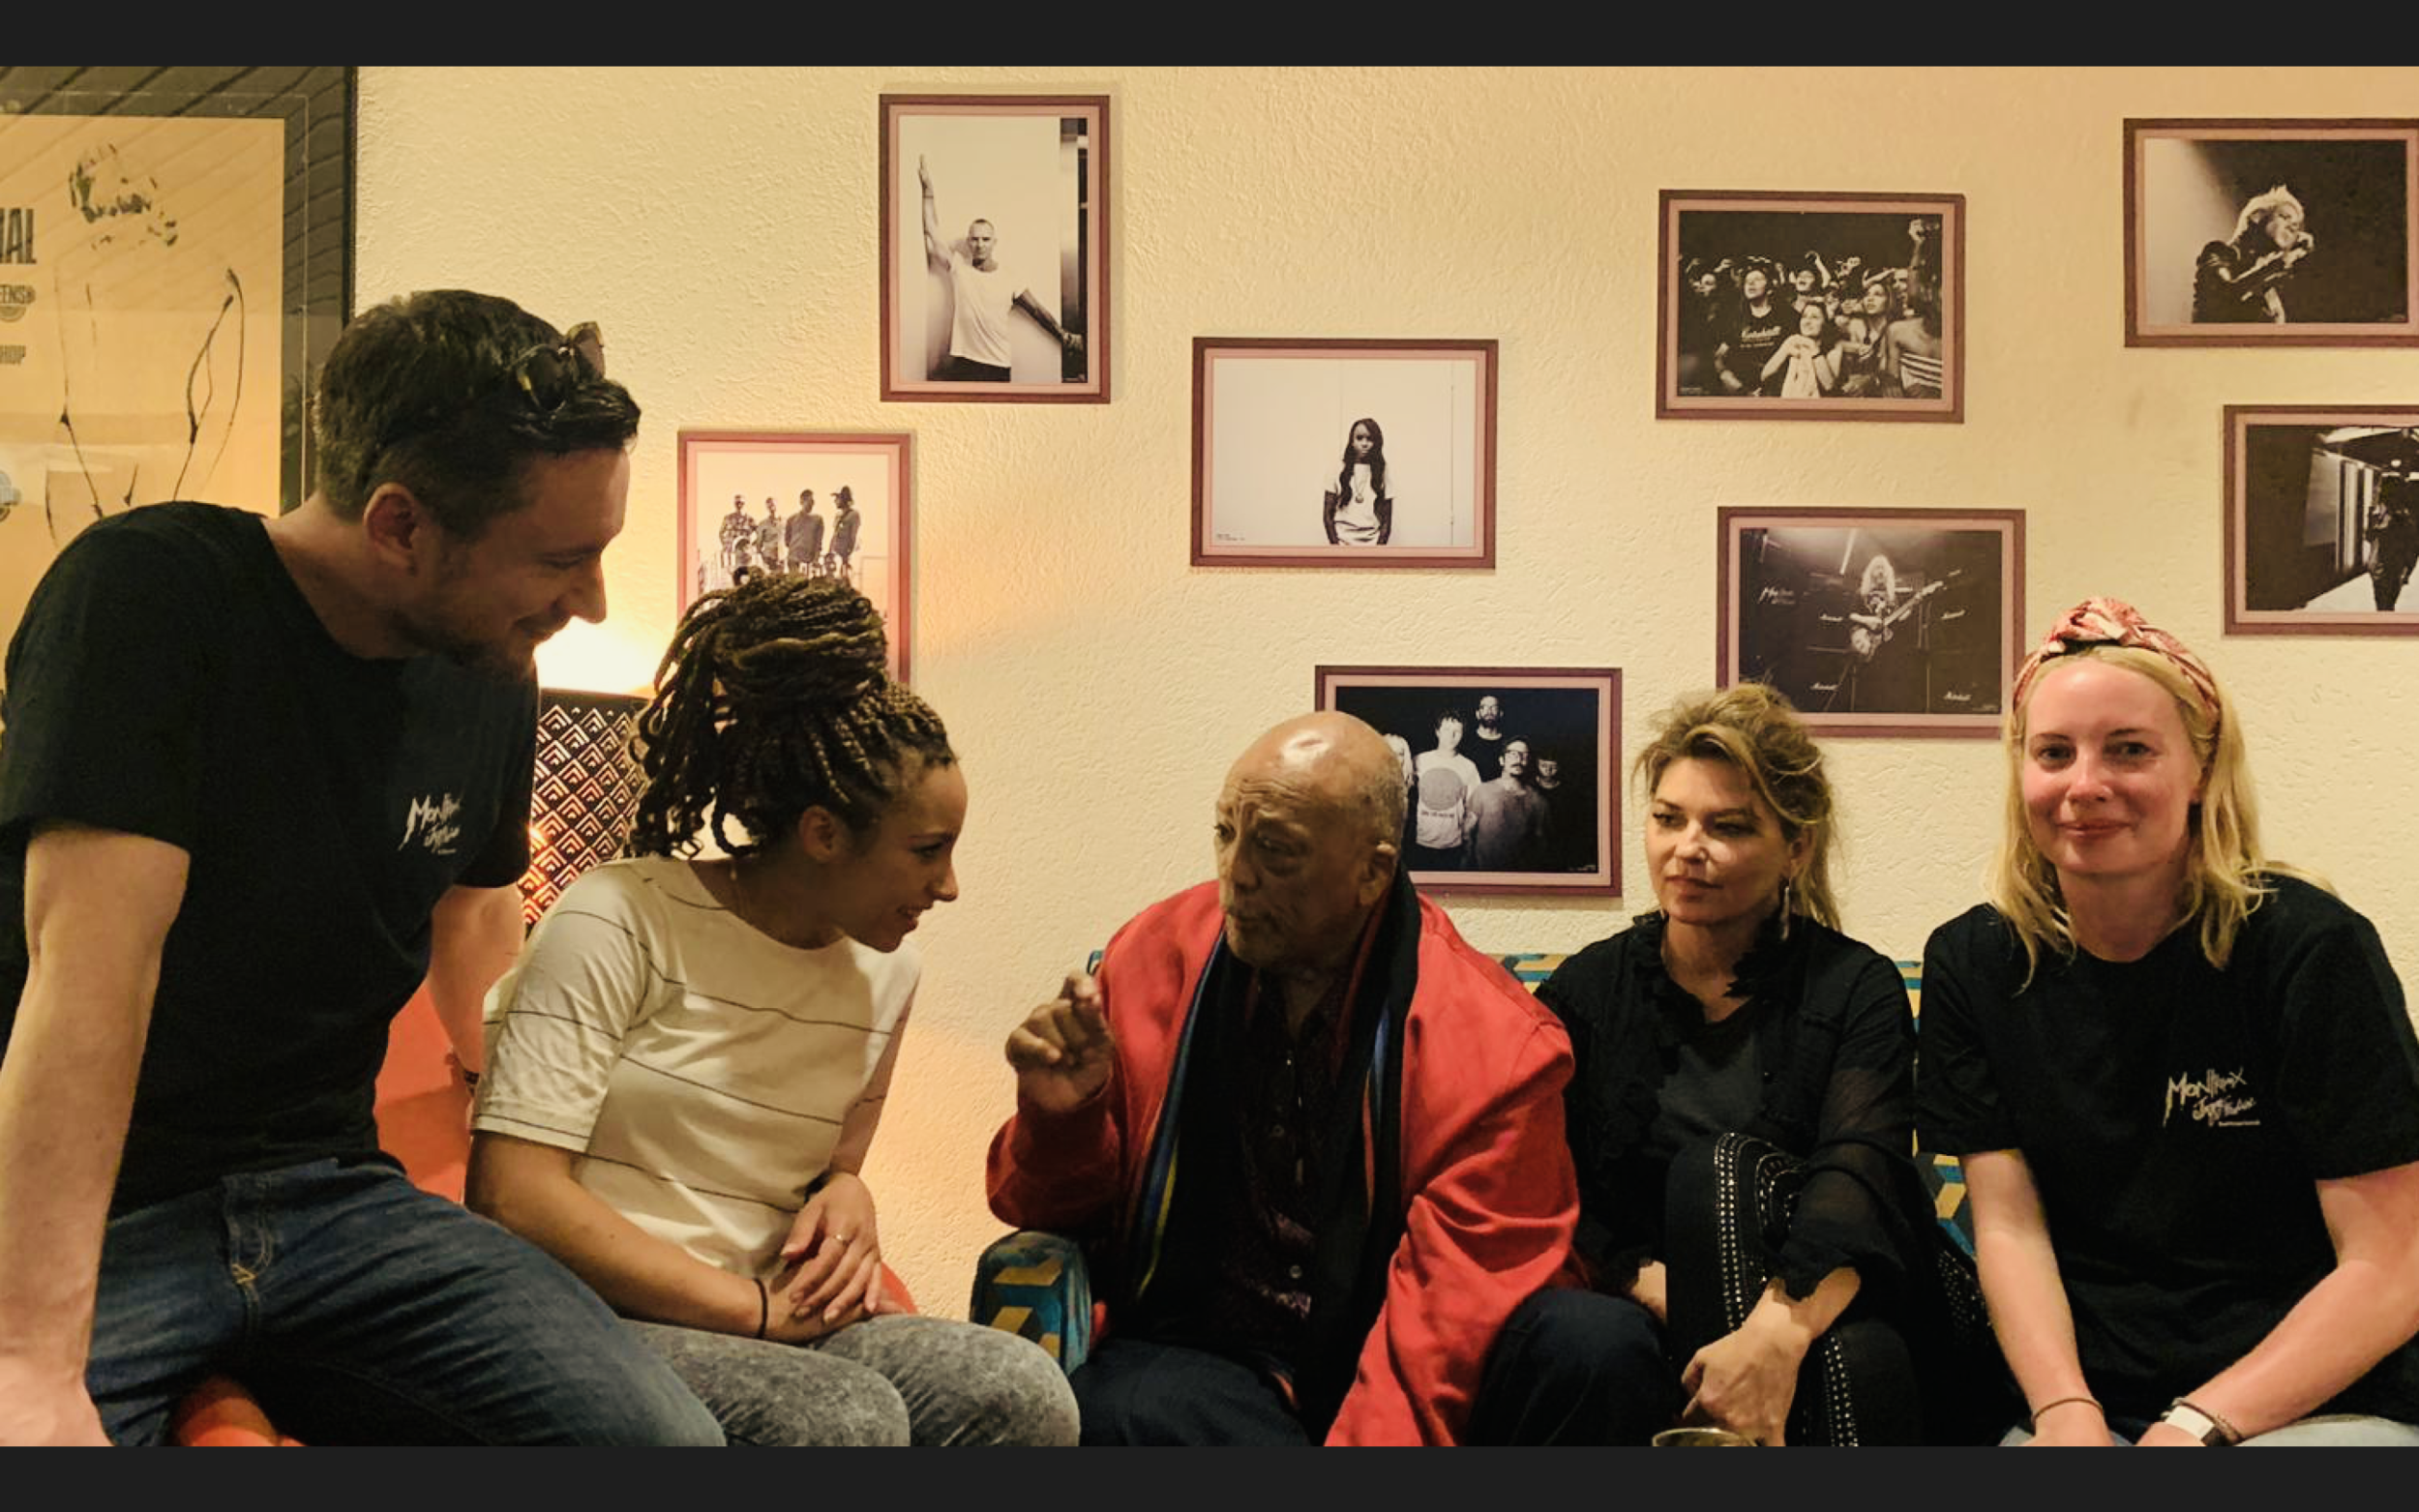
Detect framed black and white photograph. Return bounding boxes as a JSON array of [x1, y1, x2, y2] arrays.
[[2225, 405, 2419, 635], [879, 94, 1108, 402], [1657, 190, 1963, 423], [2126, 119, 2419, 346], [677, 431, 913, 681], [1193, 338, 1496, 569], [1316, 666, 1619, 897], [1717, 508, 2022, 738], [0, 65, 353, 656]]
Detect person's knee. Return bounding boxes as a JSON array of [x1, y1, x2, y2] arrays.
[[966, 1334, 1080, 1446]]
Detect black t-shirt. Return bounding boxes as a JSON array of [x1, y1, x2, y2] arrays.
[[1917, 879, 2419, 1421], [1723, 309, 1788, 394], [0, 504, 537, 1214]]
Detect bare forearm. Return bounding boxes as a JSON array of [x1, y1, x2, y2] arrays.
[[2182, 1262, 2419, 1439], [1, 828, 184, 1373], [1975, 1223, 2092, 1408], [427, 886, 523, 1076], [0, 966, 154, 1365], [1740, 1265, 1859, 1355], [466, 1136, 759, 1335], [1014, 290, 1066, 341]]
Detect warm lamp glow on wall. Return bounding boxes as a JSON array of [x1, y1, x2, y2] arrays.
[[517, 689, 650, 930]]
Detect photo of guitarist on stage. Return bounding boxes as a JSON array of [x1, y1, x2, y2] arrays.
[[1731, 520, 2007, 724], [1839, 552, 1949, 712]]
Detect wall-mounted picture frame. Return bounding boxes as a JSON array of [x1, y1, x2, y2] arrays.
[[879, 93, 1109, 403], [2126, 119, 2419, 346], [676, 431, 914, 682], [0, 64, 354, 655], [1193, 338, 1497, 569], [1717, 507, 2022, 739], [1657, 190, 1964, 423], [2225, 405, 2419, 635], [1316, 665, 1619, 897]]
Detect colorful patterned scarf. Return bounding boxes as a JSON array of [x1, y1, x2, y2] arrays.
[[2011, 597, 2222, 735]]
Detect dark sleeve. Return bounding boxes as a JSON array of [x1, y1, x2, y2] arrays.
[[1323, 489, 1342, 545], [1375, 494, 1393, 547], [2266, 896, 2419, 1182], [1536, 949, 1657, 1294], [453, 676, 538, 890], [0, 525, 215, 853], [1769, 949, 1921, 1299], [1914, 913, 2019, 1158]]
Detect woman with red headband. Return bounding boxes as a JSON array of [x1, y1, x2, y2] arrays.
[[1918, 597, 2419, 1446]]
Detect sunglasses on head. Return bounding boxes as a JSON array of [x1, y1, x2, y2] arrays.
[[512, 320, 605, 414]]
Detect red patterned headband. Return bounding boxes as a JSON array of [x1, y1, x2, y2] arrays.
[[2011, 597, 2223, 733]]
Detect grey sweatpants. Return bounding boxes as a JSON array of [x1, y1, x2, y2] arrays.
[[624, 1313, 1078, 1446]]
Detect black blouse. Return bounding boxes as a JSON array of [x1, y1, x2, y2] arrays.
[[1535, 910, 1934, 1303]]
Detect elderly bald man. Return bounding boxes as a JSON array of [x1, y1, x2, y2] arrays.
[[989, 712, 1579, 1445]]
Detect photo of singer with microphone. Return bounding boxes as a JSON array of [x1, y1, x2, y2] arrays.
[[2193, 184, 2316, 324]]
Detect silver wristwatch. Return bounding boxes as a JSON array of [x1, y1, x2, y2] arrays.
[[2159, 1400, 2236, 1446]]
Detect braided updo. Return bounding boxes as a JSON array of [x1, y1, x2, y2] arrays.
[[624, 573, 954, 859]]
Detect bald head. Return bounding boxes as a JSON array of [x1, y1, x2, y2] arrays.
[[1213, 712, 1403, 975], [1229, 711, 1405, 849]]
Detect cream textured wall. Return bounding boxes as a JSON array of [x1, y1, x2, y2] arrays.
[[357, 66, 2419, 1318]]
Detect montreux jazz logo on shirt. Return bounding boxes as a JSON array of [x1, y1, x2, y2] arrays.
[[399, 792, 463, 857], [2164, 1067, 2259, 1128]]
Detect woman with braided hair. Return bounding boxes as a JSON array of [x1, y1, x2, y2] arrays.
[[464, 573, 1078, 1446], [1918, 597, 2419, 1446]]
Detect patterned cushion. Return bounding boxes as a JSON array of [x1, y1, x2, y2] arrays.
[[1495, 951, 1974, 1256], [971, 1230, 1093, 1375]]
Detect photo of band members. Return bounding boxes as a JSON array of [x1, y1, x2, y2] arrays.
[[1665, 202, 1952, 407], [1731, 521, 2009, 722], [2235, 418, 2419, 618], [702, 487, 863, 597], [1324, 676, 1612, 890]]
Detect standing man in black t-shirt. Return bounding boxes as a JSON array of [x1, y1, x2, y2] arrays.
[[0, 291, 723, 1446]]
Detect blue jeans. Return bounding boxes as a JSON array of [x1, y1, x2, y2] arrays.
[[88, 1158, 723, 1445]]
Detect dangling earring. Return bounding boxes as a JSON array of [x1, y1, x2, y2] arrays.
[[1777, 874, 1795, 941]]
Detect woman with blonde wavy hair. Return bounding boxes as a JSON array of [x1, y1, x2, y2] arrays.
[[1918, 597, 2419, 1446], [1474, 682, 1995, 1446]]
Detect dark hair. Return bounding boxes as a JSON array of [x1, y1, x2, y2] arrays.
[[311, 289, 641, 539], [625, 575, 954, 858], [1335, 417, 1389, 511]]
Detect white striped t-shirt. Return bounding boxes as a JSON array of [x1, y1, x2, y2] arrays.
[[473, 856, 917, 1275]]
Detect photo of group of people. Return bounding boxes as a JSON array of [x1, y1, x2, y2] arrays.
[[677, 430, 912, 679], [1658, 193, 1962, 421], [703, 488, 862, 594], [1317, 667, 1617, 895]]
